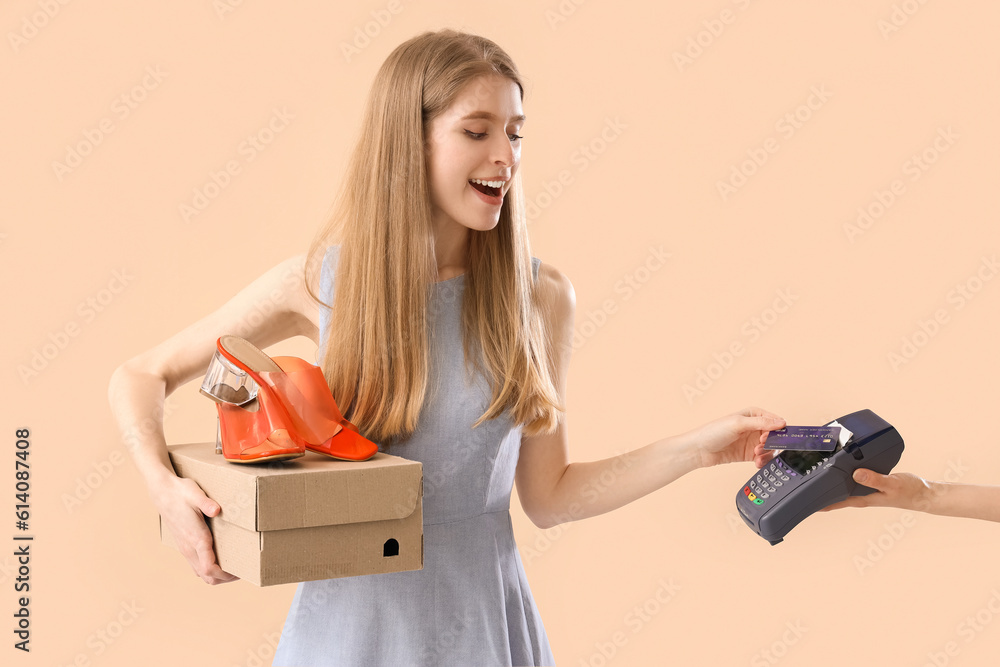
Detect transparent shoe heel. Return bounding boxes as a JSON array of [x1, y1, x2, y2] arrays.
[[199, 348, 259, 406], [215, 413, 222, 455]]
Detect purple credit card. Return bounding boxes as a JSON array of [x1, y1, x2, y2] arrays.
[[763, 425, 842, 452]]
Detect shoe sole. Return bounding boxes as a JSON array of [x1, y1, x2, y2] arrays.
[[306, 448, 378, 462], [225, 451, 305, 464]]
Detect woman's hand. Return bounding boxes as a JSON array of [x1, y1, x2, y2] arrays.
[[821, 469, 933, 512], [688, 406, 786, 469], [148, 473, 240, 585]]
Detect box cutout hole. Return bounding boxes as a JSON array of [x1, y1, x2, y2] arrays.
[[383, 538, 399, 557]]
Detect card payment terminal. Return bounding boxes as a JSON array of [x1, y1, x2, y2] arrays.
[[736, 409, 904, 545]]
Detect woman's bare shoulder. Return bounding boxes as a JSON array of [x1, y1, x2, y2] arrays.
[[535, 260, 576, 332], [273, 253, 322, 345]]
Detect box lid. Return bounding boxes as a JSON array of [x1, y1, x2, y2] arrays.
[[165, 443, 422, 532]]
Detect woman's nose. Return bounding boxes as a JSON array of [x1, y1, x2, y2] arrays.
[[491, 134, 515, 167]]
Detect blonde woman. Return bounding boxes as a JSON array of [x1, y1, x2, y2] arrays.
[[108, 28, 786, 667]]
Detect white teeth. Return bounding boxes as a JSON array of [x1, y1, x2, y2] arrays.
[[470, 178, 504, 189]]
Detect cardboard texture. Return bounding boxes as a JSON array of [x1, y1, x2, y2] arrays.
[[159, 442, 423, 586]]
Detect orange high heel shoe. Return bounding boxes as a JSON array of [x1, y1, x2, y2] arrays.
[[200, 335, 379, 462], [200, 349, 305, 463], [214, 398, 306, 463]]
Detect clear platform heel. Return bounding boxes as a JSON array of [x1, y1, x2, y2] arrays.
[[200, 347, 259, 406]]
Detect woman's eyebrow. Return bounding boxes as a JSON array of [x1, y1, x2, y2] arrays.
[[460, 110, 527, 122]]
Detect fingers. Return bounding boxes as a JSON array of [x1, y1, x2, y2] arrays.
[[157, 478, 241, 585], [753, 448, 776, 468], [193, 498, 238, 583], [172, 488, 235, 584], [203, 565, 241, 585], [753, 442, 774, 464], [853, 468, 892, 492], [190, 531, 239, 585], [191, 531, 240, 584], [747, 414, 786, 435], [197, 494, 222, 518], [752, 454, 768, 468], [194, 533, 220, 582], [742, 406, 786, 424]]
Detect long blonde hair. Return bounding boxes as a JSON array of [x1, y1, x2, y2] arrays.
[[304, 28, 563, 448]]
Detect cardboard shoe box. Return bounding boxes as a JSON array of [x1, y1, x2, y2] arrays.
[[159, 442, 423, 586]]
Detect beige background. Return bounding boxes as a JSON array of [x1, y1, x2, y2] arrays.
[[3, 1, 999, 665]]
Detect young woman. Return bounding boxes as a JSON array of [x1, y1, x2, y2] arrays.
[[108, 28, 786, 667]]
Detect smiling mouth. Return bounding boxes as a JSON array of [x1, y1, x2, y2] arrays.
[[469, 180, 501, 197]]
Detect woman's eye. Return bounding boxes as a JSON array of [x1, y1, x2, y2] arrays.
[[464, 130, 524, 142]]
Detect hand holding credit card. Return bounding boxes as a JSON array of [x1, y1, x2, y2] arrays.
[[763, 425, 843, 452]]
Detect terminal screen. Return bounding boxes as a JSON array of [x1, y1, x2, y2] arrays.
[[779, 442, 843, 475]]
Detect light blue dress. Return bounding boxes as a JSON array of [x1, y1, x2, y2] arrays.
[[272, 245, 555, 667]]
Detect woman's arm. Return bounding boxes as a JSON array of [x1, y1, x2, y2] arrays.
[[519, 411, 783, 529], [107, 253, 319, 582], [823, 469, 1000, 523], [514, 264, 785, 530]]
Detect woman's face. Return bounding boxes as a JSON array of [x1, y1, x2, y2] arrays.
[[424, 74, 524, 233]]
